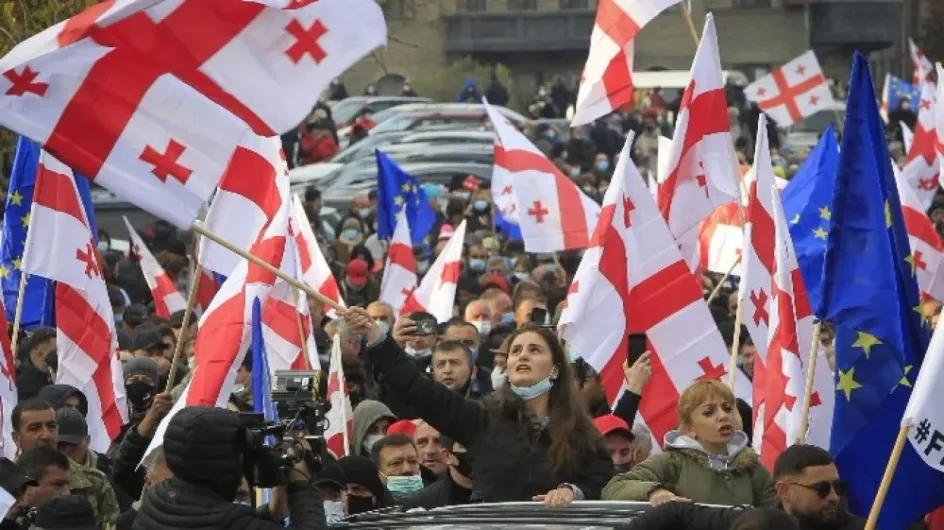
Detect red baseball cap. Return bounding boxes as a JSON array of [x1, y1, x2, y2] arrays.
[[593, 414, 634, 440], [482, 274, 509, 295], [387, 419, 417, 438], [346, 259, 369, 287]]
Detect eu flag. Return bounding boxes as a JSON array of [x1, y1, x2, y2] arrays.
[[250, 298, 277, 424], [781, 125, 839, 316], [822, 52, 944, 529], [375, 150, 436, 245], [883, 74, 920, 116], [1, 137, 98, 331]]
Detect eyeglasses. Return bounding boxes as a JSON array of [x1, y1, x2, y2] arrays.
[[788, 480, 846, 499]]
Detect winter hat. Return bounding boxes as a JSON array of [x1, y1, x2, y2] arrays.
[[163, 406, 244, 499], [33, 495, 98, 530], [338, 456, 385, 500], [122, 356, 160, 384]]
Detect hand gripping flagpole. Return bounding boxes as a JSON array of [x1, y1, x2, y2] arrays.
[[797, 320, 823, 444], [190, 221, 344, 312], [165, 263, 202, 391]]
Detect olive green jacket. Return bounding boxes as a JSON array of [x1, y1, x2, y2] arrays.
[[602, 444, 776, 507], [69, 457, 120, 527]]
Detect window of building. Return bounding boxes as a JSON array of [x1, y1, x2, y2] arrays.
[[731, 0, 771, 7], [508, 0, 537, 10], [559, 0, 589, 8], [464, 0, 487, 12]]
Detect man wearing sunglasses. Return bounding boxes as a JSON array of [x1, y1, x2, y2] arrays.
[[623, 444, 864, 530]]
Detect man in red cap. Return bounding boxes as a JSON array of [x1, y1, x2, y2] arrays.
[[342, 258, 380, 308], [594, 414, 643, 473]]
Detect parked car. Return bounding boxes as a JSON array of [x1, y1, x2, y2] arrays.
[[328, 96, 431, 126], [783, 101, 845, 152], [337, 103, 528, 144]]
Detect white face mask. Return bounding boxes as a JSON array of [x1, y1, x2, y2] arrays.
[[491, 367, 507, 389], [324, 500, 346, 523], [405, 346, 432, 359], [232, 383, 246, 395], [362, 433, 384, 454], [471, 320, 491, 337]]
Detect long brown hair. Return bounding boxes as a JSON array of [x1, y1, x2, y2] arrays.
[[487, 325, 603, 477]]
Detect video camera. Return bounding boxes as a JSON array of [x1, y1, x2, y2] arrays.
[[238, 370, 332, 488]]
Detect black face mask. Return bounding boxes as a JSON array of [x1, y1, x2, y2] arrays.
[[614, 462, 632, 473], [453, 452, 474, 479], [347, 494, 376, 515], [125, 381, 156, 412]]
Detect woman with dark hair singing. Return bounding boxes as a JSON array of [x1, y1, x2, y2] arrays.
[[342, 307, 614, 506]]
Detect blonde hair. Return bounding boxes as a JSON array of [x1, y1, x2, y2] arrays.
[[677, 380, 735, 429]]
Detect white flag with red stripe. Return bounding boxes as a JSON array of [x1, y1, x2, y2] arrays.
[[491, 143, 520, 226], [142, 183, 291, 460], [291, 195, 345, 319], [0, 0, 386, 228], [658, 14, 740, 244], [261, 217, 319, 373], [901, 121, 914, 154], [745, 51, 835, 128], [698, 203, 743, 276], [900, 82, 940, 210], [558, 132, 751, 444], [571, 0, 682, 126], [199, 135, 287, 276], [123, 217, 186, 319], [485, 100, 599, 252], [0, 297, 16, 460], [894, 163, 944, 302], [21, 152, 127, 453], [379, 212, 418, 315], [401, 220, 466, 323], [325, 334, 352, 457], [936, 65, 944, 168], [739, 116, 832, 463], [910, 38, 934, 87]]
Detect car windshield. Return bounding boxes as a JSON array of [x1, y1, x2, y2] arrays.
[[331, 99, 371, 124]]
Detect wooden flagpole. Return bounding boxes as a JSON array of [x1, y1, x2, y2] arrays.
[[292, 288, 311, 369], [864, 424, 911, 530], [706, 256, 741, 304], [165, 263, 202, 391], [190, 221, 343, 312], [680, 3, 701, 47], [727, 305, 744, 390], [797, 321, 822, 444], [9, 272, 28, 357]]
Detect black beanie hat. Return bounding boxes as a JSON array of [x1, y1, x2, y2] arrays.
[[163, 406, 244, 499], [338, 455, 384, 500]]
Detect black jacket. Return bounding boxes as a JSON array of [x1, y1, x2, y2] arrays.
[[367, 336, 614, 503], [133, 477, 326, 530], [110, 423, 153, 501], [625, 501, 866, 530], [402, 472, 472, 510], [15, 360, 52, 400]]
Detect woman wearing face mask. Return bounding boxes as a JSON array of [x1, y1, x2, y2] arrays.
[[602, 380, 775, 507], [342, 307, 613, 506], [465, 192, 493, 233], [334, 218, 366, 264]]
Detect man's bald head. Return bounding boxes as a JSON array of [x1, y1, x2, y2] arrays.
[[463, 299, 492, 323], [367, 301, 395, 328]]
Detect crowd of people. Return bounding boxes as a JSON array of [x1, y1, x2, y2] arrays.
[[2, 72, 941, 530]]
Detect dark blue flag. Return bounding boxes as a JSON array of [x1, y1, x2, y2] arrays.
[[250, 298, 277, 424], [823, 52, 944, 529], [1, 137, 98, 331], [375, 150, 436, 245], [495, 207, 522, 240], [780, 124, 839, 316]]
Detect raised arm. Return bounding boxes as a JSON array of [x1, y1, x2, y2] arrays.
[[342, 307, 485, 447]]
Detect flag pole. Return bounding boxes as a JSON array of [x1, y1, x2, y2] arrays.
[[191, 221, 343, 312], [292, 288, 311, 368], [9, 272, 28, 356], [864, 423, 911, 530], [706, 256, 741, 304], [727, 305, 744, 390], [165, 263, 202, 390], [797, 320, 822, 444], [680, 3, 701, 47], [336, 341, 351, 456]]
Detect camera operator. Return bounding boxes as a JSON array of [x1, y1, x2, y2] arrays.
[[133, 406, 327, 530]]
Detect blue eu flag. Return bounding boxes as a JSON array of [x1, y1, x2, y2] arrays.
[[375, 150, 436, 245], [781, 125, 839, 316], [1, 137, 97, 330], [822, 52, 944, 529], [884, 74, 921, 115]]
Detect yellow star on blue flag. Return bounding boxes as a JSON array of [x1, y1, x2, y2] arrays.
[[375, 150, 436, 245]]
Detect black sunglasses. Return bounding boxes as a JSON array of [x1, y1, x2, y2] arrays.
[[789, 480, 846, 499]]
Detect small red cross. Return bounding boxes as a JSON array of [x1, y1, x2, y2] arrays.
[[623, 196, 635, 228], [750, 289, 770, 326], [696, 356, 726, 381], [501, 185, 513, 195], [561, 281, 580, 310], [784, 381, 822, 411], [507, 203, 517, 214], [76, 241, 101, 278], [920, 99, 932, 111], [401, 286, 416, 300], [796, 64, 807, 76], [756, 87, 767, 97], [695, 162, 709, 199], [914, 251, 928, 271], [3, 66, 49, 97], [284, 19, 329, 64], [287, 0, 321, 7], [527, 200, 550, 223], [809, 94, 819, 105], [919, 176, 938, 191], [139, 140, 194, 185], [132, 243, 142, 259]]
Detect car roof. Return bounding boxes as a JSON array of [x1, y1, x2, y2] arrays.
[[375, 102, 527, 123], [330, 96, 431, 104], [397, 130, 495, 142]]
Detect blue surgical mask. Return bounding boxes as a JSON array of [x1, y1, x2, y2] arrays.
[[568, 167, 580, 178], [500, 311, 515, 325], [510, 376, 554, 400], [417, 260, 430, 275], [362, 434, 384, 454], [514, 271, 530, 282], [385, 474, 424, 496], [469, 258, 486, 272], [596, 160, 610, 171], [342, 228, 361, 241], [473, 200, 489, 212], [114, 312, 123, 324], [543, 263, 557, 274], [357, 209, 370, 219], [457, 191, 472, 202], [503, 257, 514, 271], [374, 320, 391, 337], [97, 241, 110, 252]]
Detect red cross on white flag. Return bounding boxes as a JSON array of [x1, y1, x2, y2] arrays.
[[558, 132, 751, 444], [325, 334, 353, 457], [0, 0, 386, 228], [0, 297, 16, 460], [21, 152, 128, 454], [900, 82, 941, 211], [745, 50, 835, 128], [123, 216, 187, 319], [893, 162, 944, 303], [400, 221, 466, 323], [379, 212, 418, 315], [909, 38, 934, 87], [291, 195, 346, 319]]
